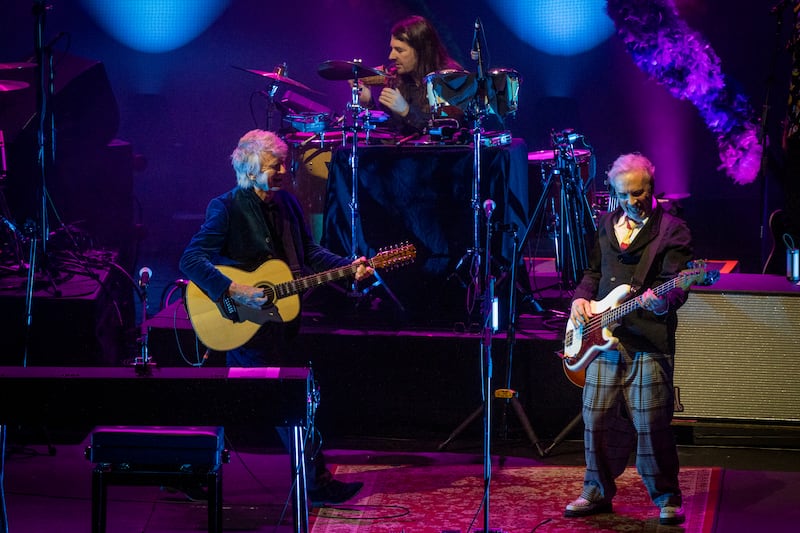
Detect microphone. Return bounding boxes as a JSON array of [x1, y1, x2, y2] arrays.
[[138, 266, 152, 287], [470, 18, 481, 61], [483, 198, 496, 220], [566, 132, 583, 144]]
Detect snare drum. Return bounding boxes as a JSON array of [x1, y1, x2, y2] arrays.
[[424, 69, 476, 120], [488, 68, 521, 117]]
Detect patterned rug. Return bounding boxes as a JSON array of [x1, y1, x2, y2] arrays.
[[311, 464, 720, 532]]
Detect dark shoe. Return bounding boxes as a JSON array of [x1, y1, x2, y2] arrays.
[[659, 505, 685, 525], [564, 496, 613, 517], [308, 479, 363, 506]]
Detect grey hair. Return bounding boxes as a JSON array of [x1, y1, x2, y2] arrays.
[[607, 153, 656, 190], [231, 129, 289, 189]]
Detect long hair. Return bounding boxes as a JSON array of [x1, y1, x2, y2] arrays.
[[391, 15, 459, 82], [230, 129, 288, 189]]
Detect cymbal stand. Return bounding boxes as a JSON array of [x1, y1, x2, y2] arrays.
[[261, 63, 287, 132], [344, 69, 403, 310]]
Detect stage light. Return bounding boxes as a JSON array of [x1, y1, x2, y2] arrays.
[[80, 0, 231, 53], [487, 0, 615, 56]]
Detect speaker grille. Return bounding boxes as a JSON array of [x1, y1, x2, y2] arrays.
[[674, 290, 800, 422]]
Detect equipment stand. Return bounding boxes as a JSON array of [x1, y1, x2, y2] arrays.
[[479, 200, 496, 533], [517, 133, 596, 291], [23, 1, 59, 366], [343, 67, 403, 311], [438, 223, 545, 457]]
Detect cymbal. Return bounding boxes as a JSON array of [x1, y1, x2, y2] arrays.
[[317, 60, 386, 81], [0, 62, 36, 70], [233, 65, 319, 93], [0, 80, 29, 92]]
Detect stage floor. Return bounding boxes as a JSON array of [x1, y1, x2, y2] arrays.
[[3, 433, 799, 532]]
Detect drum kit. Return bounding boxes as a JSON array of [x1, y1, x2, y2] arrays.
[[238, 56, 593, 292], [237, 59, 523, 246]]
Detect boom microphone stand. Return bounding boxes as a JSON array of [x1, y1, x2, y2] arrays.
[[23, 0, 59, 366]]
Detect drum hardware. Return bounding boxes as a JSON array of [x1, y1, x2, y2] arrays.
[[233, 64, 321, 94], [282, 113, 330, 133], [235, 63, 322, 131], [318, 59, 405, 310], [518, 129, 597, 291]]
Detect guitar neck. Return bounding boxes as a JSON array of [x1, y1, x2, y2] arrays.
[[274, 263, 358, 299], [601, 276, 685, 326]]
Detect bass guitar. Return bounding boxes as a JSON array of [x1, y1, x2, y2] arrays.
[[560, 260, 719, 388], [185, 242, 416, 351]]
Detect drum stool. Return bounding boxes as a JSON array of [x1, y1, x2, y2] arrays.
[[85, 426, 229, 533]]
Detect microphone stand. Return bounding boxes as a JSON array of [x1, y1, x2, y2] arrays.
[[479, 200, 496, 533], [23, 0, 59, 366], [134, 268, 153, 368], [457, 17, 489, 315]]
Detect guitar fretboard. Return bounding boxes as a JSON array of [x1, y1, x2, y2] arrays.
[[600, 269, 701, 327]]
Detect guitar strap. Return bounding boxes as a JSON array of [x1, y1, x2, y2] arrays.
[[629, 212, 665, 294], [281, 214, 302, 276]]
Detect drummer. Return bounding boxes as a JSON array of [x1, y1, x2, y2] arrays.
[[357, 15, 461, 136]]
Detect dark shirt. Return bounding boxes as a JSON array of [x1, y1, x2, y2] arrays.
[[180, 186, 350, 303]]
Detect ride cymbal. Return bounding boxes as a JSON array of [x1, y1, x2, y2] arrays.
[[317, 60, 386, 81]]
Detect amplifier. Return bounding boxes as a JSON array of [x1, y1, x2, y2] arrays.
[[673, 273, 800, 423]]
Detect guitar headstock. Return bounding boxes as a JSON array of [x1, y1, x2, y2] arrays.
[[370, 242, 417, 270], [679, 259, 720, 289]]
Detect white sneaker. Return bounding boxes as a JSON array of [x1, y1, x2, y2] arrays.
[[659, 505, 685, 525]]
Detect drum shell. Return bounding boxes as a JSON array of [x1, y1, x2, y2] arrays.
[[488, 68, 520, 117], [424, 69, 476, 121], [284, 133, 342, 241]]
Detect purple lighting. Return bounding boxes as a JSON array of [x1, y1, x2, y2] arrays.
[[607, 0, 762, 185]]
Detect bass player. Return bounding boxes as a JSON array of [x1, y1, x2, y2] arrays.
[[562, 152, 693, 526]]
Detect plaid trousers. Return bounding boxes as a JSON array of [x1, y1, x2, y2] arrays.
[[579, 346, 682, 508]]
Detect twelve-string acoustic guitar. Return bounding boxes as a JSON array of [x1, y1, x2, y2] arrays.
[[186, 242, 416, 351]]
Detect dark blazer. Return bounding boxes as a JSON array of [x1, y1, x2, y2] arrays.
[[179, 187, 350, 303], [572, 203, 694, 355]]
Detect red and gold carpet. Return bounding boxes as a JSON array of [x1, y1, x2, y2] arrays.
[[312, 464, 721, 532]]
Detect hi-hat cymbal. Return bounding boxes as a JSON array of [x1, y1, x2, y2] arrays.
[[0, 80, 29, 92], [233, 65, 319, 94], [317, 60, 386, 81], [0, 62, 36, 70]]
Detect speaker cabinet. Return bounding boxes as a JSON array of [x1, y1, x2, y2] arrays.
[[673, 274, 800, 423]]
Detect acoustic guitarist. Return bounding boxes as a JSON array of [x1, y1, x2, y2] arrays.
[[179, 129, 372, 506], [562, 153, 693, 526]]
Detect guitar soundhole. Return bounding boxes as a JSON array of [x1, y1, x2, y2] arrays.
[[257, 283, 277, 305]]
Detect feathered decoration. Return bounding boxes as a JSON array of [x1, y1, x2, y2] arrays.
[[606, 0, 762, 185]]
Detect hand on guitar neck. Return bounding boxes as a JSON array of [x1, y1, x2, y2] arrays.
[[560, 261, 720, 388], [186, 243, 415, 351]]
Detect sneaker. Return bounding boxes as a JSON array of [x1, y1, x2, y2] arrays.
[[308, 479, 363, 507], [659, 505, 685, 525], [564, 496, 613, 517]]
